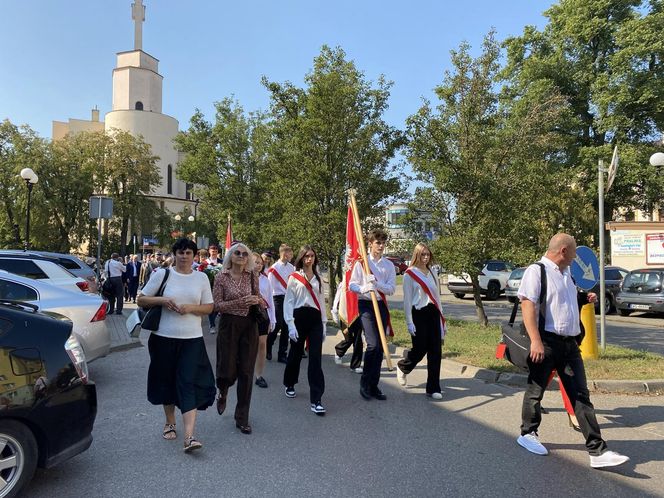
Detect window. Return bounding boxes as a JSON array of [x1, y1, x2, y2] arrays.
[[167, 164, 173, 195], [0, 279, 39, 301], [185, 183, 193, 200], [0, 259, 47, 279], [135, 101, 144, 110], [58, 258, 82, 271]]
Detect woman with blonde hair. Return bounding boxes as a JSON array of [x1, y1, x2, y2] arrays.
[[396, 243, 446, 399], [253, 252, 276, 388], [212, 242, 265, 434]]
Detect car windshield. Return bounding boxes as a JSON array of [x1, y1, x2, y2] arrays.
[[622, 272, 663, 293], [509, 268, 525, 279]]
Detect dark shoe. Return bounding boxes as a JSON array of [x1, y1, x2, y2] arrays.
[[277, 356, 288, 364], [266, 351, 272, 361], [371, 388, 387, 401], [115, 311, 123, 315], [285, 386, 296, 398], [360, 385, 372, 400], [235, 422, 252, 434], [255, 376, 268, 388], [310, 401, 326, 416], [216, 394, 226, 415], [108, 309, 114, 314]]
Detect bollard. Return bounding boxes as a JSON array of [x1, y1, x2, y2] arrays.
[[579, 303, 599, 360]]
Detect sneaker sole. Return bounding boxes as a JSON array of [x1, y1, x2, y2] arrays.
[[285, 390, 296, 398], [590, 457, 630, 468], [310, 408, 326, 415], [517, 436, 548, 456]]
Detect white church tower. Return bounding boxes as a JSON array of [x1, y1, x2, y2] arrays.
[[104, 0, 192, 213]]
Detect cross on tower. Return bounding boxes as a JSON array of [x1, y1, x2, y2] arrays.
[[131, 0, 145, 51]]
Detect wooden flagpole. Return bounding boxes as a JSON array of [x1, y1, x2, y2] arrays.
[[348, 189, 394, 371]]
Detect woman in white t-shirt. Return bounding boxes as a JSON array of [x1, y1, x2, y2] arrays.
[[137, 238, 215, 454]]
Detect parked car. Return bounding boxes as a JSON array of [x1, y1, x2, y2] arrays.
[[0, 301, 97, 498], [0, 271, 110, 361], [590, 266, 629, 314], [385, 256, 408, 275], [0, 252, 89, 293], [32, 251, 98, 293], [447, 260, 515, 300], [615, 268, 664, 316], [505, 267, 527, 303]]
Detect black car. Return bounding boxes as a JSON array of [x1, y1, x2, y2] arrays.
[[590, 266, 629, 314], [0, 301, 97, 498]]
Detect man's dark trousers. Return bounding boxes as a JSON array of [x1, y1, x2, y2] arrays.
[[267, 295, 289, 361], [521, 331, 607, 456], [358, 299, 389, 391]]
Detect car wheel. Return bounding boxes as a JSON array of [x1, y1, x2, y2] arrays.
[[619, 309, 632, 317], [486, 281, 501, 300], [0, 420, 38, 498], [453, 293, 465, 299]]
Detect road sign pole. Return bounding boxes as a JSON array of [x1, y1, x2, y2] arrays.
[[598, 159, 606, 352]]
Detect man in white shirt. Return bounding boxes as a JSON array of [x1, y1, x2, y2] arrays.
[[267, 244, 295, 363], [105, 252, 126, 315], [206, 245, 221, 266], [516, 233, 629, 469], [349, 229, 395, 401]]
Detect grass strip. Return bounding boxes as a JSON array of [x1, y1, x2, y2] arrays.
[[388, 310, 664, 380]]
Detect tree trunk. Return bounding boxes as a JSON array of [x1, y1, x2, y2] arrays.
[[471, 275, 489, 326]]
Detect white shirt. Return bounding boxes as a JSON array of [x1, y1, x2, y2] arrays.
[[107, 259, 126, 277], [268, 260, 295, 296], [206, 257, 221, 266], [517, 256, 580, 337], [283, 270, 327, 334], [140, 268, 213, 339], [259, 273, 277, 328], [348, 254, 396, 300]]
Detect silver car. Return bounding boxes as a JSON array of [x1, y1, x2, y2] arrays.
[[615, 268, 664, 316], [505, 267, 527, 303], [33, 251, 98, 293], [0, 270, 111, 361]]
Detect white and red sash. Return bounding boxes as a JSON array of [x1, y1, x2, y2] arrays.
[[268, 266, 288, 291], [405, 267, 447, 336], [290, 272, 322, 312]]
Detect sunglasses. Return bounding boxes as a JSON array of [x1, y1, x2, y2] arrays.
[[233, 250, 249, 257]]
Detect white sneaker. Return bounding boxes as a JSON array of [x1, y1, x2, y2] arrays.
[[429, 392, 443, 400], [590, 451, 630, 469], [396, 367, 407, 386], [310, 402, 326, 415], [334, 355, 343, 365], [351, 367, 363, 374], [517, 432, 548, 456]]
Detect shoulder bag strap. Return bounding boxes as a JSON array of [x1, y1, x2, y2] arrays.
[[155, 269, 170, 297], [536, 263, 547, 332]]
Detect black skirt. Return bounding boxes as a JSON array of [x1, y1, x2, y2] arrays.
[[147, 334, 216, 412]]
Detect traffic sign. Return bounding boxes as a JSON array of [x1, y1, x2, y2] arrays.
[[571, 245, 599, 291]]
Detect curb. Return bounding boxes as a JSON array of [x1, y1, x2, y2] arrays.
[[109, 339, 143, 354]]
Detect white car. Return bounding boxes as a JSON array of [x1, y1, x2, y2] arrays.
[[0, 270, 111, 361], [0, 253, 90, 294], [447, 260, 515, 300]]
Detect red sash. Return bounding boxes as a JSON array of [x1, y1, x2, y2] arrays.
[[290, 273, 322, 312], [405, 268, 446, 332], [268, 267, 288, 290], [376, 290, 394, 337]]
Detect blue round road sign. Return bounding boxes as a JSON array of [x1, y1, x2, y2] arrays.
[[571, 245, 599, 291]]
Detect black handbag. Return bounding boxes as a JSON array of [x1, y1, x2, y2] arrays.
[[500, 263, 546, 372], [101, 278, 113, 297], [139, 269, 170, 331], [249, 272, 270, 331]]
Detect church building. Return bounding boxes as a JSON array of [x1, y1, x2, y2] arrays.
[[52, 0, 195, 217]]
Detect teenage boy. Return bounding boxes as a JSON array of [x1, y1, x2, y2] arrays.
[[267, 244, 295, 363], [349, 229, 395, 401]]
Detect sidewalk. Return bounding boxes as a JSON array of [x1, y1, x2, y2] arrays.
[[105, 301, 142, 353]]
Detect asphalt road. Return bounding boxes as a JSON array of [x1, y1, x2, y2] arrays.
[[23, 329, 664, 497]]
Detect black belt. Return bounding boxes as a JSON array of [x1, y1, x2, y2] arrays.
[[542, 330, 578, 341]]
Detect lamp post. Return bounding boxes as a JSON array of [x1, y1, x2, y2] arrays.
[[19, 168, 38, 250]]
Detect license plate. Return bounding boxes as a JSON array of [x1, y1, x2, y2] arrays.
[[630, 304, 650, 310]]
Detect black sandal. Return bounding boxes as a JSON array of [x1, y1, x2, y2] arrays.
[[162, 423, 176, 440], [184, 436, 202, 453]]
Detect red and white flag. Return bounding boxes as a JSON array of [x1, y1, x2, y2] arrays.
[[341, 204, 360, 326], [225, 214, 233, 251]]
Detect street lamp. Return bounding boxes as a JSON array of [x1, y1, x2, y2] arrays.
[[174, 214, 182, 236], [188, 215, 195, 222], [19, 168, 38, 250]]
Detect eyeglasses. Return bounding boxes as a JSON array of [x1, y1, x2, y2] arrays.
[[233, 250, 249, 257]]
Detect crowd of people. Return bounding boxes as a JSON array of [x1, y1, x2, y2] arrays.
[[127, 231, 628, 469]]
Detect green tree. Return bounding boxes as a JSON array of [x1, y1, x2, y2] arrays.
[[262, 45, 404, 298], [406, 33, 571, 325]]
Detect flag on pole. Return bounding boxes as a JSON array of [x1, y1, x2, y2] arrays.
[[606, 145, 619, 193], [225, 214, 233, 251], [342, 204, 360, 326]]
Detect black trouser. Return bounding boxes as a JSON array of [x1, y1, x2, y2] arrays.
[[267, 295, 288, 360], [283, 307, 325, 403], [107, 276, 124, 313], [128, 277, 139, 301], [335, 319, 364, 369], [397, 304, 442, 394], [521, 331, 607, 456], [358, 299, 389, 391]]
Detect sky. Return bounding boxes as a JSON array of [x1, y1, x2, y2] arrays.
[[0, 1, 555, 139]]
